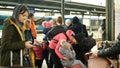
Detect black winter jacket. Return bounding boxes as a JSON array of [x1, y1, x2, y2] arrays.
[[98, 41, 120, 57]]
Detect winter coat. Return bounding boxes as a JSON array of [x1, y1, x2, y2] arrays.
[[59, 46, 85, 68], [30, 21, 37, 39], [69, 21, 89, 65], [98, 41, 120, 57], [0, 18, 26, 66], [69, 23, 88, 37], [33, 44, 46, 59], [49, 33, 67, 59], [0, 18, 35, 67]]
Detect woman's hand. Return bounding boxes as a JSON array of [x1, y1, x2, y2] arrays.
[[25, 41, 36, 48], [92, 50, 99, 57]]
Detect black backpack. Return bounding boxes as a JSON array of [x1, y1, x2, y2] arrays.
[[46, 25, 67, 41]]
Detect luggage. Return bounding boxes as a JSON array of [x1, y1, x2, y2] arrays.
[[10, 49, 23, 68], [85, 45, 114, 68], [87, 56, 112, 68]]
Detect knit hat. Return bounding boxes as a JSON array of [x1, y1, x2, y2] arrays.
[[42, 20, 53, 28], [73, 33, 86, 44]]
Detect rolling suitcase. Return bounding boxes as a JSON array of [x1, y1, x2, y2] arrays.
[[10, 49, 23, 68], [87, 56, 112, 68]]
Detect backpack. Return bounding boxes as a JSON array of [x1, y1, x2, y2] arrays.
[[46, 25, 66, 40]]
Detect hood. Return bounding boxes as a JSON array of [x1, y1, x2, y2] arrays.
[[72, 16, 80, 24], [12, 4, 28, 30]]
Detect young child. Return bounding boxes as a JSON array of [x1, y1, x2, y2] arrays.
[[59, 40, 86, 68], [33, 41, 46, 68], [42, 19, 54, 68]]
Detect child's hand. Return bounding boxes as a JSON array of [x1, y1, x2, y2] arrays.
[[63, 56, 70, 62]]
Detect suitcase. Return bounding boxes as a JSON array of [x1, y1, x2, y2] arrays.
[[87, 56, 112, 68], [85, 45, 114, 68], [10, 49, 23, 68]]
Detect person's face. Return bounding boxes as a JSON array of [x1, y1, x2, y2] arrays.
[[31, 16, 34, 21], [70, 37, 78, 44], [18, 11, 29, 23], [66, 22, 70, 27]]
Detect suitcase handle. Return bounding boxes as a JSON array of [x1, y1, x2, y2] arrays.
[[10, 49, 23, 66]]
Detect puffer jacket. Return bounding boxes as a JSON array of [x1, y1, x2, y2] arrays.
[[98, 41, 120, 57], [49, 33, 67, 59], [98, 33, 120, 57]]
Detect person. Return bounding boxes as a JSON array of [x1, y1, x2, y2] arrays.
[[33, 41, 46, 68], [49, 28, 86, 68], [101, 19, 106, 41], [69, 16, 89, 66], [28, 13, 38, 68], [28, 13, 37, 43], [42, 18, 54, 68], [0, 4, 35, 67], [24, 19, 33, 43], [48, 16, 65, 68], [24, 19, 36, 68], [42, 18, 53, 41], [59, 39, 86, 68], [92, 33, 120, 57], [65, 19, 72, 29], [69, 16, 88, 37]]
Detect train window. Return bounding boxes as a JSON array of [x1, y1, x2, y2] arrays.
[[0, 19, 3, 25]]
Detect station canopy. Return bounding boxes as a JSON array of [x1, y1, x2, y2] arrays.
[[0, 0, 105, 16]]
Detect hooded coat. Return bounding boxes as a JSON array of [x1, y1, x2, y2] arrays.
[[69, 16, 89, 65], [0, 5, 35, 67]]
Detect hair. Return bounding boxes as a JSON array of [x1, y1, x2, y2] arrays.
[[19, 5, 29, 14], [28, 13, 34, 19], [13, 4, 29, 16], [103, 19, 106, 23], [65, 19, 71, 26], [60, 40, 72, 50], [12, 4, 29, 29], [24, 19, 31, 28], [56, 16, 63, 25]]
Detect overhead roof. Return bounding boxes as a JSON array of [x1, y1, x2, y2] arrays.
[[0, 0, 105, 16]]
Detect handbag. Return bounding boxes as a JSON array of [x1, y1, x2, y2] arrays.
[[23, 49, 32, 67], [80, 25, 96, 52], [83, 36, 96, 51]]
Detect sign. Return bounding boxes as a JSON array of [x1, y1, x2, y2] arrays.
[[29, 7, 35, 13]]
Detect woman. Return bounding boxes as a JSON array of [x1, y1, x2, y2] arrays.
[[0, 4, 35, 67]]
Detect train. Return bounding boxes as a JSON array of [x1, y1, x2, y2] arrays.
[[0, 10, 105, 31]]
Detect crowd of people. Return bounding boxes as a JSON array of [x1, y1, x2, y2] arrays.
[[0, 4, 120, 68]]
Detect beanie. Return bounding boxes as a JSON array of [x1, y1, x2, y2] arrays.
[[72, 16, 79, 24], [42, 20, 53, 28]]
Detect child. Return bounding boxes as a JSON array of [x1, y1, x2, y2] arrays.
[[59, 40, 86, 68], [42, 19, 54, 68], [33, 41, 46, 68]]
